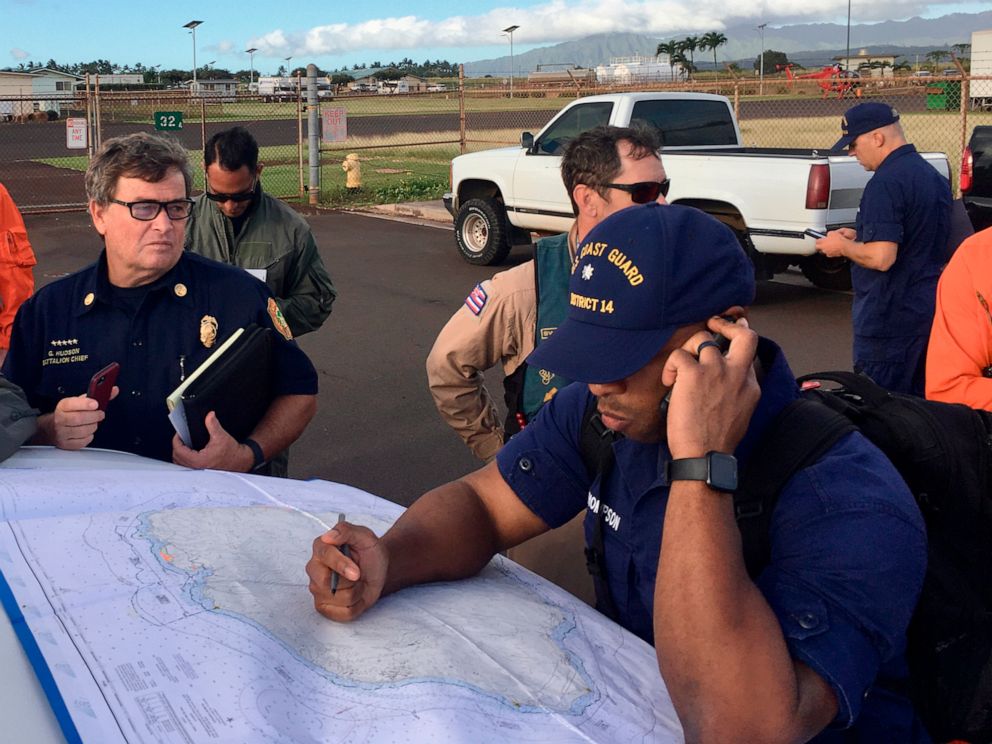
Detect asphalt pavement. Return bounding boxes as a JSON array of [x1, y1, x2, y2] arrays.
[[21, 203, 854, 508]]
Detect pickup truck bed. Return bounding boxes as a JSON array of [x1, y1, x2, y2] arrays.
[[445, 92, 951, 290]]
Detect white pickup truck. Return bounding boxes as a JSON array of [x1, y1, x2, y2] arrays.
[[443, 92, 950, 289]]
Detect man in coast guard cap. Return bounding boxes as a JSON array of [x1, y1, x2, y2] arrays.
[[308, 204, 926, 740], [816, 101, 951, 397]]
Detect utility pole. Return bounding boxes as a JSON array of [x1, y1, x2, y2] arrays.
[[503, 25, 519, 98], [757, 23, 767, 95], [183, 20, 202, 92], [246, 47, 258, 88]]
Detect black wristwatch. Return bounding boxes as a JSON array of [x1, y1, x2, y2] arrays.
[[667, 451, 738, 492]]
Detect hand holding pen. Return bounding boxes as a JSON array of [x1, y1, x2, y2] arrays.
[[307, 513, 389, 623], [330, 513, 350, 595]]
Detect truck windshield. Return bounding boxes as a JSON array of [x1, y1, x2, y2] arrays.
[[631, 100, 738, 146], [536, 102, 614, 155]]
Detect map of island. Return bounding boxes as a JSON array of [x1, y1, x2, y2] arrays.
[[0, 461, 683, 743]]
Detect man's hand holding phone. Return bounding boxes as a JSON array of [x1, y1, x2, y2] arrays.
[[661, 314, 760, 460], [37, 363, 120, 450]]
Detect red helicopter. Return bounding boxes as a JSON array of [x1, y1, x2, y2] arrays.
[[780, 64, 863, 99]]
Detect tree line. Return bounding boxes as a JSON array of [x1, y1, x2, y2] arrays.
[[2, 56, 460, 86]]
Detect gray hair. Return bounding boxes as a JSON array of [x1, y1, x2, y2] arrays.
[[85, 132, 192, 205]]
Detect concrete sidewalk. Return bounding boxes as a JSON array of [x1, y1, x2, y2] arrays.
[[361, 200, 452, 226]]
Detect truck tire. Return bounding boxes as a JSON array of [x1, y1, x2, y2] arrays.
[[454, 198, 512, 266], [800, 254, 852, 291]]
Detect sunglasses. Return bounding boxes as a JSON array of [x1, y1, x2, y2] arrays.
[[605, 179, 671, 204], [205, 177, 257, 203]]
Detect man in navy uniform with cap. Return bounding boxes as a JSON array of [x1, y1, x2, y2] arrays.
[[2, 132, 318, 474], [816, 101, 951, 396], [308, 204, 928, 740]]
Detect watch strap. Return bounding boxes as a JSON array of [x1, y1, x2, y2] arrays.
[[243, 437, 266, 470], [668, 457, 710, 482]]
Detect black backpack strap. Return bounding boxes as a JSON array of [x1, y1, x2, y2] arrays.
[[578, 395, 623, 621], [735, 398, 856, 578]]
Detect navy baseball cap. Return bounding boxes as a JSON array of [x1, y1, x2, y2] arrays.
[[527, 203, 754, 384], [832, 102, 900, 151]]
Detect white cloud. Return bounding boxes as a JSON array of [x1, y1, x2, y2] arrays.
[[10, 48, 30, 61], [246, 0, 955, 56], [215, 40, 234, 54]]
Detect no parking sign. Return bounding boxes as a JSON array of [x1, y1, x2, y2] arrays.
[[66, 118, 87, 149]]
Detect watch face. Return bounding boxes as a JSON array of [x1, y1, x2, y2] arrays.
[[709, 453, 738, 492]]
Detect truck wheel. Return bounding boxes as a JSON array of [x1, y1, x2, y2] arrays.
[[800, 254, 852, 291], [454, 199, 512, 266]]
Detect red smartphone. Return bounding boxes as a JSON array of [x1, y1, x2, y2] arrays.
[[87, 362, 120, 411]]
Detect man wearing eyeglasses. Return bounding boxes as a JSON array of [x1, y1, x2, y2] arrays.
[[425, 125, 666, 602], [428, 125, 667, 462], [184, 126, 336, 338], [1, 133, 318, 474]]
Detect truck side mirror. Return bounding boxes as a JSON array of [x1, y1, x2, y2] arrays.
[[521, 132, 534, 152]]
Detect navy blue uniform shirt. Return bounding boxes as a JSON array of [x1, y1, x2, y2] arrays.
[[852, 144, 950, 341], [2, 251, 318, 463], [496, 338, 928, 738]]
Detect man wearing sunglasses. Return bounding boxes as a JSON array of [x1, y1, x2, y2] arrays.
[[185, 126, 336, 338], [426, 125, 666, 601], [2, 133, 318, 474]]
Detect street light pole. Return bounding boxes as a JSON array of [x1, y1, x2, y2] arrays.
[[503, 25, 519, 98], [246, 47, 258, 88], [757, 22, 767, 95], [845, 0, 852, 73], [183, 20, 202, 92]]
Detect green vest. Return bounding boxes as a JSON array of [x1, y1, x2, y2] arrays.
[[519, 233, 573, 424]]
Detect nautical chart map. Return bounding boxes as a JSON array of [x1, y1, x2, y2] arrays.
[[0, 462, 682, 743]]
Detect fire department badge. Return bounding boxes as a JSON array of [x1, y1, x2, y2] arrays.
[[199, 315, 218, 348], [268, 298, 293, 340]]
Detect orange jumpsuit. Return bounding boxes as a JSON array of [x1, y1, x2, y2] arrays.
[[926, 227, 992, 409], [0, 183, 36, 352]]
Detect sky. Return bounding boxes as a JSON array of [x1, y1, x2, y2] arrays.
[[3, 0, 987, 74]]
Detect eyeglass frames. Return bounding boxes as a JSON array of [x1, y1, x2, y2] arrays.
[[109, 198, 194, 221]]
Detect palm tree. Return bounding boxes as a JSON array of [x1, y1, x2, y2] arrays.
[[656, 40, 681, 81], [700, 31, 728, 73], [671, 50, 690, 81], [682, 36, 700, 76], [926, 50, 950, 71]]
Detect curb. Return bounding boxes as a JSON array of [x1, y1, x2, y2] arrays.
[[361, 201, 453, 225]]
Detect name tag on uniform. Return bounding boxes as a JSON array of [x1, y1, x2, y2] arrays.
[[244, 268, 267, 282]]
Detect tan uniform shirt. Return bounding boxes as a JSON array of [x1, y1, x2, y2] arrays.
[[426, 225, 576, 461]]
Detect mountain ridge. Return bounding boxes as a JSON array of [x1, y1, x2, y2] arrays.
[[462, 12, 990, 76]]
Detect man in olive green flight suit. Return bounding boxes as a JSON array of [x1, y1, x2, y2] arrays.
[[185, 126, 336, 337]]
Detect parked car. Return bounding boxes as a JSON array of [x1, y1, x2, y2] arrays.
[[962, 125, 992, 231], [443, 92, 950, 289]]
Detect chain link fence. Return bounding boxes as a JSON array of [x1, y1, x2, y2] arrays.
[[2, 69, 989, 213]]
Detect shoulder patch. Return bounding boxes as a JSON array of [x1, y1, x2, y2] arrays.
[[464, 284, 489, 316], [268, 297, 293, 340]]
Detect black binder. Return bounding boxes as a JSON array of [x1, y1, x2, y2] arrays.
[[168, 326, 274, 450]]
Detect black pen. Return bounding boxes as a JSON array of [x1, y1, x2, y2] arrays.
[[330, 512, 350, 595]]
